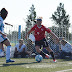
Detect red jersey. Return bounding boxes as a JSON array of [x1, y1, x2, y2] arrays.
[[31, 24, 51, 41]]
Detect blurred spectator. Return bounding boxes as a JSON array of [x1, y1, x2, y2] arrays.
[[14, 39, 29, 58], [26, 39, 36, 57], [48, 38, 60, 58], [59, 40, 72, 59]]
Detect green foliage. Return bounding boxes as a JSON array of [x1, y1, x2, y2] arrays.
[[50, 3, 71, 38], [25, 4, 37, 32], [51, 3, 70, 28]]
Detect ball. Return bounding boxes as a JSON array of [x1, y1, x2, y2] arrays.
[[35, 55, 43, 62]]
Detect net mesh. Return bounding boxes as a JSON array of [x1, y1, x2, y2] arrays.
[[4, 25, 72, 58]]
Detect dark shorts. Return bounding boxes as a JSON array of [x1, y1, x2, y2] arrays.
[[35, 38, 49, 48]]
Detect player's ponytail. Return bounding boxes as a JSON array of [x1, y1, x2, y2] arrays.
[[1, 8, 8, 20]]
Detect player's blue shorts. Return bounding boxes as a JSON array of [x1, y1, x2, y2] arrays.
[[35, 38, 49, 48], [0, 35, 7, 43]]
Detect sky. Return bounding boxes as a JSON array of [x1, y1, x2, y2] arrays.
[[0, 0, 72, 31]]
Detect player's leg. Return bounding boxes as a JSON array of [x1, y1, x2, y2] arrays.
[[43, 38, 56, 62], [2, 44, 4, 51], [0, 43, 3, 56], [0, 43, 3, 53], [35, 39, 49, 58], [35, 46, 47, 58], [2, 39, 15, 63], [46, 46, 56, 62], [0, 43, 5, 57]]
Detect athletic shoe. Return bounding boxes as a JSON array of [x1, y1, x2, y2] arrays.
[[45, 54, 49, 59], [6, 59, 15, 63], [53, 59, 57, 63]]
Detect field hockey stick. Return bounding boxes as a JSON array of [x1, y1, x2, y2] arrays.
[[5, 22, 13, 27]]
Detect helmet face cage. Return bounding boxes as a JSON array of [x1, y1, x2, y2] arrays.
[[1, 8, 8, 20]]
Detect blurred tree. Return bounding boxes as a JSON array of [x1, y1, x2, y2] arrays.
[[25, 4, 37, 33], [12, 31, 18, 42], [21, 31, 25, 40], [7, 30, 11, 41], [50, 3, 71, 39]]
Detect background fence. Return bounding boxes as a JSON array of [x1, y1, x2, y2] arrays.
[[4, 25, 72, 57], [4, 25, 72, 45]]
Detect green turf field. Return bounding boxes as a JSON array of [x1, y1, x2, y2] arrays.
[[0, 58, 72, 72]]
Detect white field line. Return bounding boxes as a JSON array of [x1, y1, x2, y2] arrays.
[[56, 69, 72, 72], [21, 61, 72, 68], [0, 65, 3, 67], [21, 62, 59, 68], [0, 62, 5, 63], [20, 61, 72, 68]]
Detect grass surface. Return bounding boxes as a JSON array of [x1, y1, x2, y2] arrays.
[[0, 58, 72, 72]]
